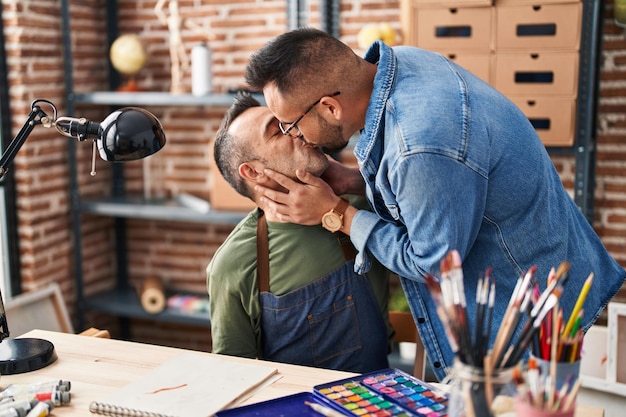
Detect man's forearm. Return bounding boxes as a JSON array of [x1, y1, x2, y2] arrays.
[[342, 166, 366, 195]]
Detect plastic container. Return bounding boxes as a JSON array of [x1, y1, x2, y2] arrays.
[[191, 43, 211, 96]]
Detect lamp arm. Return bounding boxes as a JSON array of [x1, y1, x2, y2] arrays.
[[0, 99, 57, 181], [0, 294, 8, 341], [0, 101, 57, 339], [0, 99, 166, 374]]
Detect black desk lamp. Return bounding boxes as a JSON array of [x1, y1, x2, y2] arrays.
[[0, 99, 166, 374]]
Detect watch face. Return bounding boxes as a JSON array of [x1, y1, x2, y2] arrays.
[[322, 212, 342, 232]]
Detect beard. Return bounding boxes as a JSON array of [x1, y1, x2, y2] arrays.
[[317, 115, 350, 154], [264, 144, 329, 182], [300, 147, 330, 178]]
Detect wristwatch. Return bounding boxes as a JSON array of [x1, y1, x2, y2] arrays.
[[321, 198, 349, 233]]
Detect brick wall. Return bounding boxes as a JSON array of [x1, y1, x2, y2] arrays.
[[598, 0, 626, 300], [2, 0, 76, 304], [2, 0, 625, 350]]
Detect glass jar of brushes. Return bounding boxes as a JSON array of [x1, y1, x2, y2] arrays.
[[447, 359, 518, 417]]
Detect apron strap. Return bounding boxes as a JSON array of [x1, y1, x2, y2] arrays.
[[256, 209, 270, 293], [256, 208, 357, 295]]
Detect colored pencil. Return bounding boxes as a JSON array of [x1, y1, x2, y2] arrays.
[[562, 273, 593, 338]]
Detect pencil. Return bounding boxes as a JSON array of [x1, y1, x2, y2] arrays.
[[562, 378, 582, 412], [304, 401, 346, 417], [569, 328, 584, 363], [562, 273, 593, 338], [547, 299, 559, 408]]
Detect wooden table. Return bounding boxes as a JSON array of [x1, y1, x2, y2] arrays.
[[2, 330, 604, 416]]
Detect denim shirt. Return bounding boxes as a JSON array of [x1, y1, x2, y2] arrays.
[[350, 41, 626, 381]]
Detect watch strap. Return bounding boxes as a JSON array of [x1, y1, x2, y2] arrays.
[[333, 197, 350, 217], [337, 232, 356, 261]]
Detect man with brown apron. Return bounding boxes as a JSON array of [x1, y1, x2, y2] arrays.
[[208, 92, 392, 372]]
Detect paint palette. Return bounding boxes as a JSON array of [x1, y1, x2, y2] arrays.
[[215, 368, 448, 417], [314, 368, 448, 416]]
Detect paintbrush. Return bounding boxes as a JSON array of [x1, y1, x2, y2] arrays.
[[474, 270, 491, 365], [447, 250, 473, 365], [424, 273, 459, 353], [491, 266, 537, 367], [490, 273, 524, 366], [304, 401, 345, 417], [505, 284, 564, 367], [497, 287, 533, 367], [481, 278, 496, 361]]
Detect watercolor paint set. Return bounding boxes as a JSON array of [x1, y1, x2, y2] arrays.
[[215, 368, 448, 417]]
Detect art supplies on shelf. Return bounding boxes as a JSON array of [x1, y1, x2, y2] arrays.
[[89, 352, 279, 417], [138, 276, 167, 314], [135, 278, 210, 316], [215, 368, 448, 417], [166, 293, 210, 314]]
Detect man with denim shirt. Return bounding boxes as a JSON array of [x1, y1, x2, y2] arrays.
[[244, 28, 626, 382]]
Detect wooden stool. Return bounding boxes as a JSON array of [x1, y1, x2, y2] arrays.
[[389, 311, 426, 380], [79, 327, 111, 338]]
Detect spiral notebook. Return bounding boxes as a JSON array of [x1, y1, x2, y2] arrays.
[[89, 352, 279, 417]]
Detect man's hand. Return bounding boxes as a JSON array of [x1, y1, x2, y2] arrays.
[[321, 157, 365, 196], [255, 168, 341, 225]]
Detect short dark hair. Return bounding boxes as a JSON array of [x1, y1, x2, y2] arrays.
[[245, 27, 351, 100], [213, 91, 261, 198]]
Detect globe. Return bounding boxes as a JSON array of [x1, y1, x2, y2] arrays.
[[357, 23, 397, 50], [110, 34, 147, 75]]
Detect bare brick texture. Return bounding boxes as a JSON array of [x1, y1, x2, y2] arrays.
[[2, 0, 624, 350]]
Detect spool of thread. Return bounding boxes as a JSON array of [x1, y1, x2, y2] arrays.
[[139, 277, 166, 314], [191, 43, 211, 96]]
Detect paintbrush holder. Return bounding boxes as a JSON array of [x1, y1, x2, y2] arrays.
[[516, 396, 575, 417], [448, 360, 517, 417], [534, 357, 581, 392]]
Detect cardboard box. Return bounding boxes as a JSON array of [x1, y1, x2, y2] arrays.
[[495, 0, 579, 5], [209, 161, 255, 212], [495, 3, 582, 51], [400, 0, 493, 44], [509, 96, 576, 146], [414, 0, 493, 8], [413, 6, 494, 51], [439, 51, 491, 83], [493, 51, 578, 97]]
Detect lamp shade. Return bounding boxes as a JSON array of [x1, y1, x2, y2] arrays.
[[97, 107, 166, 162]]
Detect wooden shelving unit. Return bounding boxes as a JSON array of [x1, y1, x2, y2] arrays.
[[60, 1, 251, 336]]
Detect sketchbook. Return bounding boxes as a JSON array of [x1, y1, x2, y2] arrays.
[[89, 352, 279, 417]]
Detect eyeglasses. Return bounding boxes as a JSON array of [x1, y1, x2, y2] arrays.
[[279, 91, 341, 138]]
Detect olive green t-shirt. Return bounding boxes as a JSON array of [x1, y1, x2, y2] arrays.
[[207, 204, 392, 360]]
